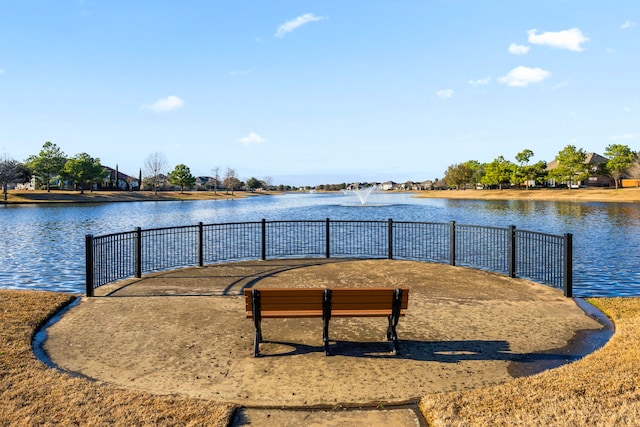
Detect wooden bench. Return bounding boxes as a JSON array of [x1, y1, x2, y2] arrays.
[[244, 287, 409, 357]]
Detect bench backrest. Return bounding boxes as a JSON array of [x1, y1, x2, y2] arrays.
[[244, 288, 409, 318]]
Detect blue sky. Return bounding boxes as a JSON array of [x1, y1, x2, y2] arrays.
[[1, 1, 638, 187]]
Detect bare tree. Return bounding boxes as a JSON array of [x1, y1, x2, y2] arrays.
[[143, 152, 169, 195], [223, 167, 238, 195], [628, 156, 640, 187], [263, 176, 274, 191], [211, 166, 220, 194]]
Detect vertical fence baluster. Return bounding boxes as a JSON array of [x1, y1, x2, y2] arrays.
[[449, 221, 456, 266], [326, 218, 330, 258], [564, 233, 573, 297], [261, 219, 267, 260], [508, 225, 516, 278], [134, 227, 142, 278], [198, 222, 204, 266], [85, 234, 94, 297], [388, 218, 393, 259]]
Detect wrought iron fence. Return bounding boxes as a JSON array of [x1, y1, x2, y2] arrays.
[[86, 219, 573, 297]]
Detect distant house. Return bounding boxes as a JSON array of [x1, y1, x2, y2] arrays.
[[380, 181, 396, 191], [195, 176, 216, 191], [545, 152, 612, 187], [419, 180, 434, 190], [101, 166, 139, 191], [432, 180, 448, 190]]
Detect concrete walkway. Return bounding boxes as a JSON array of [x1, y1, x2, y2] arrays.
[[44, 259, 607, 426]]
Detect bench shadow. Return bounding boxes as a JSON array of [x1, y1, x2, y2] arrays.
[[258, 339, 514, 362], [257, 339, 581, 373]]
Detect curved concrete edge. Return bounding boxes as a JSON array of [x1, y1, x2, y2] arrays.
[[507, 297, 615, 377]]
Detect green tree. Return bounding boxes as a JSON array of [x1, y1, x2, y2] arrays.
[[62, 153, 107, 194], [25, 141, 67, 192], [443, 163, 473, 189], [513, 149, 534, 189], [245, 177, 264, 191], [481, 156, 513, 189], [464, 160, 484, 187], [529, 160, 548, 186], [604, 144, 635, 189], [0, 156, 31, 201], [167, 164, 196, 193], [550, 145, 590, 188]]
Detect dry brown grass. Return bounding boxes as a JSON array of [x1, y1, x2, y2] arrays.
[[3, 289, 639, 426], [2, 190, 275, 204], [0, 290, 234, 426], [420, 298, 640, 426]]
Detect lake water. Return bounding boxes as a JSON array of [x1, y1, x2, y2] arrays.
[[1, 192, 639, 297]]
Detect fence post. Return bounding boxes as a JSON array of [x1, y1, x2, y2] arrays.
[[564, 233, 573, 297], [388, 218, 393, 259], [85, 234, 94, 297], [198, 222, 204, 267], [261, 219, 267, 261], [508, 225, 516, 278], [134, 227, 142, 278], [449, 221, 456, 266], [326, 218, 330, 258]]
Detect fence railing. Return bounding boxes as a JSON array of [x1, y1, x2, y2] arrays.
[[86, 219, 573, 297]]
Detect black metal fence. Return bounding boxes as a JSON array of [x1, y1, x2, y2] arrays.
[[86, 219, 573, 297]]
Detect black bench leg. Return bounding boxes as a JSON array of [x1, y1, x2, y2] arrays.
[[387, 315, 400, 355], [387, 288, 403, 355], [252, 290, 263, 357], [323, 316, 330, 355], [323, 288, 332, 356]]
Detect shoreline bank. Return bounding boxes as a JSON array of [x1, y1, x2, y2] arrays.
[[3, 187, 640, 205], [413, 187, 640, 203], [1, 190, 275, 204]]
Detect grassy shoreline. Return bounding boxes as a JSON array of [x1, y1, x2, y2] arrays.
[[3, 187, 640, 205], [1, 190, 276, 204], [413, 186, 640, 203]]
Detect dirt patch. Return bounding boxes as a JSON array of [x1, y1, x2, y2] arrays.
[[44, 260, 604, 407]]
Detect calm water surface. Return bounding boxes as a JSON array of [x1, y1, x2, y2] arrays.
[[1, 192, 639, 297]]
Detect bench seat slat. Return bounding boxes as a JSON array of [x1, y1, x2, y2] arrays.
[[244, 287, 409, 318], [247, 310, 324, 318]]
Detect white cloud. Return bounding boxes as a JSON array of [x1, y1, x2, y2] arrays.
[[527, 28, 589, 52], [508, 43, 530, 55], [238, 132, 265, 145], [275, 13, 324, 38], [498, 66, 551, 87], [610, 133, 640, 141], [621, 20, 637, 30], [0, 68, 5, 75], [468, 77, 491, 86], [142, 95, 185, 113], [436, 89, 454, 100], [624, 107, 632, 112]]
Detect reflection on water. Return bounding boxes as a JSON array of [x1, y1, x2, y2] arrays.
[[1, 193, 639, 297]]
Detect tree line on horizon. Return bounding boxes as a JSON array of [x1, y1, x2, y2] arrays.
[[441, 144, 640, 191], [2, 142, 640, 202]]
